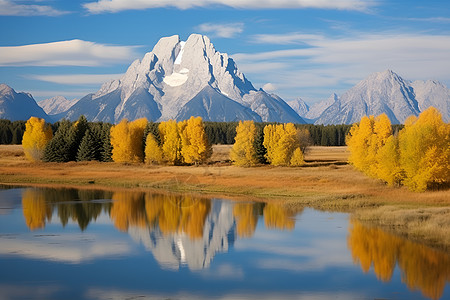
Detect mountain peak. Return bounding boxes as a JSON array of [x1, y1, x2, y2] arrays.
[[61, 34, 303, 124], [0, 83, 14, 96]]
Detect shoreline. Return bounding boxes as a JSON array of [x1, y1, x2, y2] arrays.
[[1, 145, 449, 251]]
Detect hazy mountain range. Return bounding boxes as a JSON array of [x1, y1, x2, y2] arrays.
[[0, 34, 449, 124]]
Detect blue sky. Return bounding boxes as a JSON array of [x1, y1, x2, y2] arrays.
[[0, 0, 449, 104]]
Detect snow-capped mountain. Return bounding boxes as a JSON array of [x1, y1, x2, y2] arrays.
[[315, 70, 435, 125], [0, 84, 51, 122], [38, 96, 79, 115], [62, 34, 305, 124]]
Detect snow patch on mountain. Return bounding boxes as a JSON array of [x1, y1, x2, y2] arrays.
[[38, 96, 79, 115]]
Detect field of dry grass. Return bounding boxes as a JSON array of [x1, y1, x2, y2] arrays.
[[0, 144, 449, 250]]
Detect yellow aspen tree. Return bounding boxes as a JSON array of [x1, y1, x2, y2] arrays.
[[263, 123, 303, 166], [110, 118, 148, 163], [347, 115, 375, 175], [144, 133, 163, 164], [22, 117, 53, 162], [179, 116, 211, 165], [370, 114, 393, 177], [159, 120, 181, 165], [129, 118, 148, 162], [230, 120, 258, 166], [376, 135, 403, 186], [399, 107, 450, 191]]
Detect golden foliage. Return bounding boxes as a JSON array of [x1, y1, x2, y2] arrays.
[[263, 203, 296, 230], [179, 116, 211, 164], [347, 108, 449, 191], [144, 133, 163, 164], [348, 219, 450, 300], [22, 117, 53, 162], [110, 118, 148, 163], [230, 120, 258, 166], [22, 189, 52, 230], [159, 120, 181, 165], [399, 107, 450, 191], [233, 203, 258, 238], [263, 123, 304, 166]]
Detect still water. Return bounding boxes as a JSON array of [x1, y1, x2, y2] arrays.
[[0, 185, 449, 300]]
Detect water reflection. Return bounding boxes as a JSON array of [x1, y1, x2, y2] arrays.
[[348, 219, 450, 300], [8, 187, 450, 299]]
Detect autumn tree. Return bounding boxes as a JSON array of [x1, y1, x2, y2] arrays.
[[110, 118, 148, 163], [398, 107, 450, 191], [179, 116, 211, 165], [346, 115, 375, 175], [144, 131, 163, 164], [159, 120, 181, 165], [263, 123, 304, 166], [230, 120, 258, 166], [22, 117, 53, 162]]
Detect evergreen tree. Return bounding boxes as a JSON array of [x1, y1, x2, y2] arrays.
[[76, 125, 102, 161], [254, 124, 267, 164], [100, 123, 113, 162], [43, 120, 72, 162]]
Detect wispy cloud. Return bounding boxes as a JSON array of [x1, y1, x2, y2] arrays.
[[250, 33, 324, 45], [84, 0, 376, 14], [0, 0, 69, 16], [29, 73, 123, 85], [232, 32, 450, 100], [196, 23, 244, 38], [0, 40, 139, 67]]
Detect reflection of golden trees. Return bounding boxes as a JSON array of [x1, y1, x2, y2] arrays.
[[110, 191, 147, 231], [233, 203, 259, 238], [22, 189, 52, 230], [348, 219, 450, 300], [110, 192, 211, 240], [263, 203, 296, 231]]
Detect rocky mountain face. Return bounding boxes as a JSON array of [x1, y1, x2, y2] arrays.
[[38, 96, 79, 115], [0, 84, 51, 122], [63, 34, 305, 124], [311, 70, 449, 125]]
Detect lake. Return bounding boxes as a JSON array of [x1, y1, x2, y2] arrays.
[[0, 185, 449, 300]]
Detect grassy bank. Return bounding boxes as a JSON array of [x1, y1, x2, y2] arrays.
[[0, 144, 449, 251]]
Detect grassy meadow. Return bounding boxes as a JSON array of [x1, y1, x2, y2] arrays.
[[0, 144, 449, 251]]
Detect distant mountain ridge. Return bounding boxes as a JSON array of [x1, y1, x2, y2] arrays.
[[292, 70, 450, 124], [62, 34, 305, 124], [0, 84, 51, 122], [38, 96, 79, 115]]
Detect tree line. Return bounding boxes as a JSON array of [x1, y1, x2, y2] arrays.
[[346, 107, 449, 192], [1, 118, 355, 146]]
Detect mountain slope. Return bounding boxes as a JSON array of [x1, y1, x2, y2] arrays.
[[411, 80, 450, 122], [38, 96, 79, 115], [0, 84, 51, 122], [315, 70, 422, 125], [62, 34, 305, 124]]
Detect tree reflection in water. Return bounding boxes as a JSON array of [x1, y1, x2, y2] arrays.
[[348, 219, 450, 300], [20, 187, 450, 299]]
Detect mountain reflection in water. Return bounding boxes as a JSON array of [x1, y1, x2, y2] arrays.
[[15, 187, 450, 299]]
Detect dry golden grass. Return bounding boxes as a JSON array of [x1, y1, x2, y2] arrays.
[[0, 144, 449, 250]]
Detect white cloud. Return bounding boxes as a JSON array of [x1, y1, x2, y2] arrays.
[[0, 40, 138, 67], [262, 83, 277, 92], [251, 32, 324, 45], [29, 73, 123, 85], [83, 0, 376, 14], [232, 32, 450, 100], [197, 23, 244, 38], [0, 0, 69, 16]]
